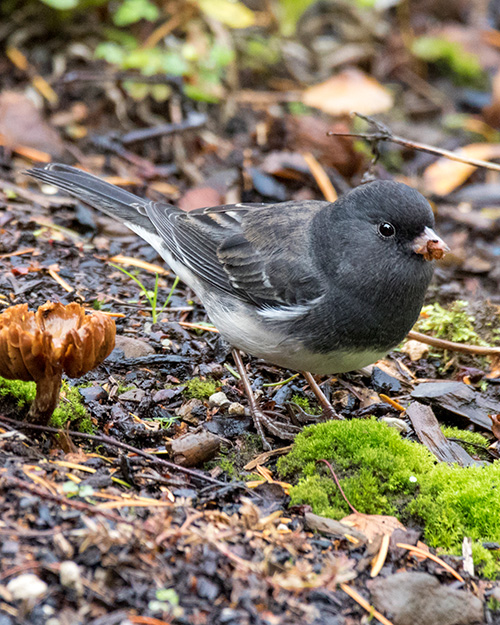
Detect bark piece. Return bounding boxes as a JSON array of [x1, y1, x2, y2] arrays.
[[406, 401, 479, 466]]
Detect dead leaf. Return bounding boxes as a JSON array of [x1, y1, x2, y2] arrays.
[[489, 414, 500, 440], [340, 513, 405, 542], [198, 0, 255, 28], [423, 143, 500, 196], [402, 339, 430, 361], [0, 91, 64, 157], [302, 69, 393, 116]]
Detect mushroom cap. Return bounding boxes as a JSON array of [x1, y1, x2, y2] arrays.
[[0, 302, 116, 381]]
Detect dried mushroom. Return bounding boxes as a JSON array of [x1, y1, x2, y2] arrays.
[[0, 302, 115, 424]]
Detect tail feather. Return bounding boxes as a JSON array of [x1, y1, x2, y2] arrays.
[[26, 163, 155, 232]]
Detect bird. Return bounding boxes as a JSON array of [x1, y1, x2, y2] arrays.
[[27, 164, 448, 448]]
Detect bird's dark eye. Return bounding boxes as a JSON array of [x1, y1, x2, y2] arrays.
[[378, 222, 396, 238]]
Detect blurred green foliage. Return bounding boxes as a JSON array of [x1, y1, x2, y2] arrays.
[[412, 36, 487, 87], [26, 0, 329, 102]]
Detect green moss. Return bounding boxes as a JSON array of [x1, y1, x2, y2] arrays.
[[0, 377, 36, 407], [416, 301, 488, 345], [409, 463, 500, 548], [217, 456, 236, 479], [441, 425, 490, 448], [279, 418, 435, 517], [290, 394, 321, 415], [51, 381, 94, 433], [278, 418, 500, 578], [0, 376, 93, 433], [184, 377, 217, 399]]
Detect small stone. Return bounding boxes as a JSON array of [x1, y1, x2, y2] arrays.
[[369, 571, 483, 625], [79, 386, 107, 403], [59, 561, 83, 596], [118, 388, 146, 403], [7, 573, 48, 601], [228, 402, 245, 416], [113, 335, 155, 358], [491, 585, 500, 602], [1, 540, 19, 556], [153, 388, 183, 403], [209, 391, 229, 407], [380, 417, 409, 433], [402, 339, 430, 361]]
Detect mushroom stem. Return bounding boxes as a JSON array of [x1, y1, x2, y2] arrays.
[[28, 370, 63, 425]]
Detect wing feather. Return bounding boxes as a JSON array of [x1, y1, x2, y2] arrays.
[[146, 200, 328, 310]]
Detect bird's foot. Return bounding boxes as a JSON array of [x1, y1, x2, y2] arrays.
[[250, 407, 301, 451]]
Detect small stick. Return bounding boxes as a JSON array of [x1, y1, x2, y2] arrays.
[[328, 113, 500, 173], [407, 330, 500, 356], [339, 583, 394, 625], [0, 415, 226, 486]]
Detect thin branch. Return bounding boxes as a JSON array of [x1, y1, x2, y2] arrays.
[[328, 113, 500, 173], [407, 330, 500, 356], [0, 415, 226, 486]]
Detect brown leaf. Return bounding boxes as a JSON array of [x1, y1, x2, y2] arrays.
[[302, 69, 393, 116], [340, 513, 405, 542], [423, 143, 500, 196], [0, 91, 64, 157]]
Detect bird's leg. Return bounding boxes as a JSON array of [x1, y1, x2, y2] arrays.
[[231, 349, 300, 450], [301, 371, 343, 422]]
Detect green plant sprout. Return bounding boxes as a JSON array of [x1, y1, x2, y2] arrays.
[[111, 264, 179, 323]]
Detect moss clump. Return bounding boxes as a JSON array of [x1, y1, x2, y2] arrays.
[[216, 455, 237, 478], [278, 418, 500, 578], [409, 462, 500, 548], [51, 381, 94, 433], [0, 377, 36, 407], [441, 425, 490, 448], [184, 377, 217, 399], [416, 301, 487, 345], [278, 418, 435, 517], [290, 394, 322, 415], [0, 376, 93, 432]]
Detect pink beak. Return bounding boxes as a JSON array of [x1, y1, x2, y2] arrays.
[[412, 226, 449, 261]]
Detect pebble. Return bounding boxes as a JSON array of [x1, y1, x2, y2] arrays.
[[228, 402, 245, 416], [7, 573, 48, 601], [113, 335, 155, 358], [209, 391, 230, 407]]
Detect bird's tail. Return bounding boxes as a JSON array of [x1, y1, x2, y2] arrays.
[[26, 163, 155, 231]]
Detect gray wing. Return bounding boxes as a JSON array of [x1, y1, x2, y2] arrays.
[[146, 200, 328, 309]]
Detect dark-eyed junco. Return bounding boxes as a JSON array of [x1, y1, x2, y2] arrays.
[[27, 164, 448, 447]]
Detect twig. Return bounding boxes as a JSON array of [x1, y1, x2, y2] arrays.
[[121, 112, 207, 145], [407, 330, 500, 356], [318, 459, 359, 514], [396, 542, 465, 583], [0, 474, 138, 527], [328, 113, 500, 173], [302, 152, 338, 202], [339, 583, 394, 625], [0, 415, 226, 486]]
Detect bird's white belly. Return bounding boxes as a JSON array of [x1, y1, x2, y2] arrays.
[[204, 298, 388, 375]]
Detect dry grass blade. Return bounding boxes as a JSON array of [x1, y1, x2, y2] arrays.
[[302, 152, 338, 202], [339, 583, 394, 625], [395, 542, 465, 582], [371, 533, 390, 577]]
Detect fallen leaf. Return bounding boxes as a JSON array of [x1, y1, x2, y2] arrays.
[[0, 91, 64, 157], [302, 69, 394, 116], [340, 512, 405, 542], [423, 143, 500, 196], [401, 339, 430, 361], [198, 0, 255, 28]]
